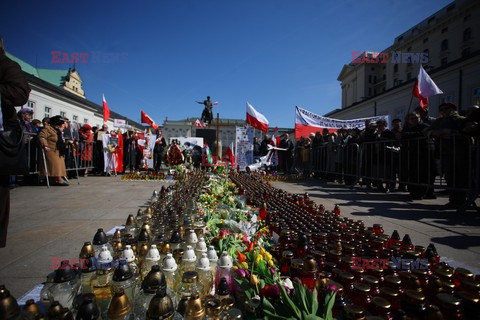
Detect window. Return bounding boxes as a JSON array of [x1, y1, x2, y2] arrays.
[[394, 64, 398, 73], [27, 100, 35, 110], [382, 87, 386, 92], [462, 48, 471, 57], [373, 76, 377, 83], [73, 115, 78, 122], [374, 88, 377, 96], [60, 111, 66, 118], [84, 118, 89, 124], [441, 39, 448, 51], [441, 57, 448, 66], [446, 4, 455, 12], [368, 75, 372, 83], [463, 28, 472, 41], [428, 17, 435, 24], [407, 73, 412, 80], [423, 37, 428, 43], [383, 74, 386, 80], [44, 106, 51, 118], [441, 27, 448, 34], [368, 88, 372, 96]]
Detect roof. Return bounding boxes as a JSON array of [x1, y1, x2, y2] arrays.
[[6, 52, 69, 87], [6, 51, 146, 130]]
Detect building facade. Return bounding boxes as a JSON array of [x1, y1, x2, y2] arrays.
[[6, 52, 144, 131], [328, 0, 480, 121]]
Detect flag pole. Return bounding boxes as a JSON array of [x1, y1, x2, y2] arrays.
[[216, 113, 220, 159], [407, 94, 415, 114]]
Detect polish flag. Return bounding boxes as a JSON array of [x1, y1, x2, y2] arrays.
[[246, 102, 269, 133], [225, 142, 235, 166], [141, 110, 159, 130], [213, 101, 219, 106], [194, 119, 206, 128], [102, 94, 110, 123], [413, 65, 443, 110]]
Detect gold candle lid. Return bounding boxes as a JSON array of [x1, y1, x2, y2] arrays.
[[380, 286, 399, 298], [340, 272, 355, 281], [344, 304, 365, 318], [146, 288, 174, 320], [354, 283, 371, 293], [125, 214, 136, 226], [291, 259, 304, 269], [384, 275, 402, 285], [436, 293, 461, 307], [405, 289, 425, 302], [454, 290, 479, 303], [302, 256, 318, 273], [363, 275, 379, 285], [205, 298, 222, 317], [23, 299, 41, 316], [455, 267, 473, 278], [79, 241, 95, 259], [185, 293, 205, 319], [372, 296, 391, 309], [46, 301, 63, 318], [0, 285, 20, 320], [138, 243, 149, 257], [161, 243, 172, 254], [107, 288, 131, 319]]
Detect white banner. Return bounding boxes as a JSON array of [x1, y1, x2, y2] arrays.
[[114, 119, 127, 127], [235, 126, 254, 171], [295, 106, 390, 130]]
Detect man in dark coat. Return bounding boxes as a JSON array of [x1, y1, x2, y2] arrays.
[[123, 130, 137, 173], [259, 134, 272, 156], [279, 133, 294, 174], [153, 129, 166, 172], [428, 103, 468, 208], [0, 38, 31, 247]]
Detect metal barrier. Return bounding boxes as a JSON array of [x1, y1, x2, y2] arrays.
[[308, 133, 478, 211], [24, 132, 95, 177]]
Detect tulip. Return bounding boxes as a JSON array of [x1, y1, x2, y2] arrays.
[[237, 250, 247, 263], [250, 274, 260, 285]]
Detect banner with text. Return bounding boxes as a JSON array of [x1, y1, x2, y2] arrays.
[[235, 126, 254, 171], [295, 106, 390, 140]]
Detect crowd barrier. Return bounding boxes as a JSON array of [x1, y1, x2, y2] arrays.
[[300, 133, 479, 213], [24, 132, 95, 177]]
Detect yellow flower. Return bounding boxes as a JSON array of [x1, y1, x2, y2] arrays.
[[268, 259, 275, 267], [241, 262, 249, 269], [255, 254, 264, 263], [259, 247, 266, 255], [264, 252, 272, 262], [233, 266, 238, 270], [250, 274, 260, 285]]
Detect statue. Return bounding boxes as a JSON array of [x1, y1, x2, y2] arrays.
[[196, 96, 215, 124]]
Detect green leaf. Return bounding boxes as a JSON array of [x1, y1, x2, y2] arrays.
[[298, 281, 309, 314], [263, 309, 295, 320], [323, 292, 336, 320], [279, 281, 301, 319], [311, 288, 319, 315], [304, 315, 323, 320], [262, 297, 276, 313]]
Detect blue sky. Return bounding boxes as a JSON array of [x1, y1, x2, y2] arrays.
[[1, 0, 452, 128]]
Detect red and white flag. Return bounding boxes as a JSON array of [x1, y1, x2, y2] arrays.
[[141, 110, 159, 130], [246, 102, 269, 133], [213, 101, 219, 106], [225, 142, 235, 167], [194, 119, 207, 128], [413, 65, 443, 110], [102, 94, 110, 123]]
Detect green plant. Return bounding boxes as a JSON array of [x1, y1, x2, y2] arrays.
[[262, 280, 336, 320]]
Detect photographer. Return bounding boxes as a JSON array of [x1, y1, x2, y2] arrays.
[[0, 38, 31, 247]]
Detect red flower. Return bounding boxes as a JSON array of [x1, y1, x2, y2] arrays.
[[260, 284, 280, 298], [237, 250, 247, 263], [247, 241, 256, 252]]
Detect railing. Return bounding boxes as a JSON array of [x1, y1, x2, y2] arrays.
[[294, 133, 479, 213], [24, 132, 95, 175]]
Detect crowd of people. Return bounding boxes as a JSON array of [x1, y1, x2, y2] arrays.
[[257, 103, 480, 209]]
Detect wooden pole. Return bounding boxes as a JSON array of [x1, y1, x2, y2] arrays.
[[216, 113, 220, 158]]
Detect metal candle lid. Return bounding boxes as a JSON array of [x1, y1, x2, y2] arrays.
[[0, 285, 20, 320], [107, 288, 131, 319], [142, 265, 167, 294], [92, 228, 108, 245]]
